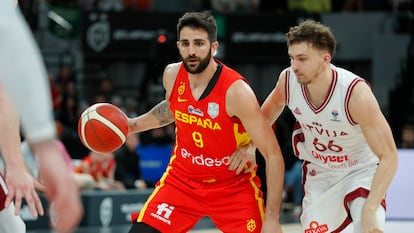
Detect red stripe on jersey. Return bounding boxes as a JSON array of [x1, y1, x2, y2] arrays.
[[345, 78, 365, 126]]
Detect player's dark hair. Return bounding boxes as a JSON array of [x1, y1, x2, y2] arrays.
[[177, 10, 217, 43], [286, 19, 336, 56]]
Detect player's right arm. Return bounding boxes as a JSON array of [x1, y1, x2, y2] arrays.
[[128, 63, 180, 134]]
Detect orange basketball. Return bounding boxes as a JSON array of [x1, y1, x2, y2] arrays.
[[78, 103, 128, 153]]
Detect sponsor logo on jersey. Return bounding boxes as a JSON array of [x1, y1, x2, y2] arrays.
[[330, 109, 341, 122], [246, 218, 257, 232], [177, 96, 188, 102], [181, 148, 229, 167], [188, 105, 204, 116], [312, 151, 350, 164], [207, 102, 219, 119], [150, 203, 175, 225], [309, 169, 316, 176], [304, 221, 329, 233], [294, 107, 302, 115]]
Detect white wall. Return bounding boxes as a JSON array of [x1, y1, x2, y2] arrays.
[[386, 149, 414, 220]]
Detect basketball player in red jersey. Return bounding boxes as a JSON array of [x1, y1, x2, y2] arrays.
[[255, 20, 398, 233], [127, 11, 285, 233]]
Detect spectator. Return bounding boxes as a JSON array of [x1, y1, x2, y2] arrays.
[[123, 0, 153, 10], [287, 0, 331, 14], [20, 140, 95, 191], [75, 151, 125, 191], [259, 0, 287, 13], [114, 134, 147, 190], [110, 94, 125, 112], [398, 123, 414, 148], [56, 65, 81, 132], [98, 78, 115, 102], [335, 0, 391, 11], [56, 64, 77, 95], [210, 0, 259, 13], [48, 72, 62, 116], [124, 97, 139, 118]]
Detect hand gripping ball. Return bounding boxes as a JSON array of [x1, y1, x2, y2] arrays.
[[78, 103, 128, 153]]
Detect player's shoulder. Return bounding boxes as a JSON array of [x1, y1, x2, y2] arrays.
[[163, 62, 182, 82], [164, 62, 182, 74], [273, 67, 290, 87], [280, 67, 291, 78], [331, 64, 360, 79]]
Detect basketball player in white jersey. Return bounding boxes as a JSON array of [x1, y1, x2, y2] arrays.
[[0, 0, 83, 232], [259, 20, 398, 233]]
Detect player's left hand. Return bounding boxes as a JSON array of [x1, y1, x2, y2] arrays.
[[228, 143, 256, 175], [4, 166, 44, 218]]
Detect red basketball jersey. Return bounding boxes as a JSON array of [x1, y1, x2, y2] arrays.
[[168, 61, 252, 186]]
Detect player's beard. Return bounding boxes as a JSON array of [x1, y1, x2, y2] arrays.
[[182, 50, 211, 74]]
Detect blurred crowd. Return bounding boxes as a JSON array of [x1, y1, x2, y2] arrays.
[[44, 0, 411, 13], [49, 0, 410, 13], [20, 0, 406, 14]]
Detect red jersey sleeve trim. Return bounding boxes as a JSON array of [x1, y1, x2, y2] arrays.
[[285, 69, 290, 105], [345, 78, 365, 126]]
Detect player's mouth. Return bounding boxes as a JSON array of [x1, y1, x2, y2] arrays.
[[186, 58, 199, 66]]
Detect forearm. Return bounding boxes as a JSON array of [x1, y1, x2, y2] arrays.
[[128, 100, 174, 134], [264, 152, 285, 220], [0, 87, 25, 169], [364, 154, 398, 210]]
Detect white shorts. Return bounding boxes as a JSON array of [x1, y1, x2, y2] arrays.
[[0, 173, 26, 233], [300, 162, 386, 233]]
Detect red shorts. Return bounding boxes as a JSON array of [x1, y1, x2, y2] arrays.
[[136, 170, 265, 233]]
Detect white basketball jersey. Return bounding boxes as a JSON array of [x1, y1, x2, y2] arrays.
[[286, 64, 379, 171]]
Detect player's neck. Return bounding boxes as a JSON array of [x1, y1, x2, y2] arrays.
[[188, 59, 218, 91], [305, 67, 333, 105]]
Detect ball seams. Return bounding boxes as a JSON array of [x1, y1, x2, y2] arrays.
[[79, 103, 127, 153]]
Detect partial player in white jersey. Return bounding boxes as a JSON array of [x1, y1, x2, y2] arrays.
[[260, 20, 398, 233], [0, 0, 83, 232]]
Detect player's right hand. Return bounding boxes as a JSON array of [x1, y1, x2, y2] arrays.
[[34, 139, 83, 232]]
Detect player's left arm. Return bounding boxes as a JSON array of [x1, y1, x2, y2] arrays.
[[227, 80, 284, 232], [348, 81, 398, 230]]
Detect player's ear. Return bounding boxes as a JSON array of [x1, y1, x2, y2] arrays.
[[211, 41, 219, 56], [323, 53, 331, 65]]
